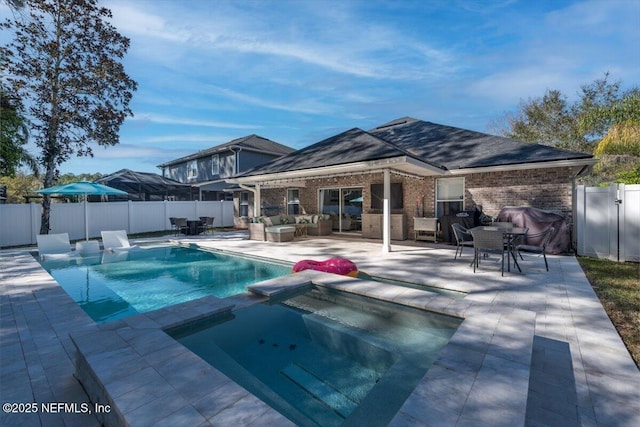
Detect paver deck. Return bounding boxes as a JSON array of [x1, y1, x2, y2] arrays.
[[1, 232, 638, 426]]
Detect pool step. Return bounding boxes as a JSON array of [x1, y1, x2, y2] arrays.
[[281, 363, 358, 418]]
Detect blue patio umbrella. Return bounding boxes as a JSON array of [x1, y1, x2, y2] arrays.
[[37, 181, 127, 241]]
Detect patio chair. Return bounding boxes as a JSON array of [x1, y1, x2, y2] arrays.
[[471, 228, 507, 276], [173, 218, 188, 236], [516, 227, 555, 271], [451, 223, 474, 259], [169, 217, 179, 235], [36, 233, 73, 258], [199, 216, 214, 235], [101, 230, 138, 251]]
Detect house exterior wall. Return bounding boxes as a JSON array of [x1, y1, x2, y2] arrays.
[[162, 151, 236, 183], [463, 166, 579, 220], [241, 166, 579, 233], [233, 165, 579, 234], [164, 150, 289, 185]]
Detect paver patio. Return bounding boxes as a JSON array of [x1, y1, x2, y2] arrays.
[[1, 232, 638, 426]]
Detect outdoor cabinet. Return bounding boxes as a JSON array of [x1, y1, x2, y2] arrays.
[[362, 214, 407, 240]]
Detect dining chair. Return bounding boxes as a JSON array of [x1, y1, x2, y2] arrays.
[[173, 217, 187, 236], [451, 223, 474, 259], [516, 226, 555, 271], [471, 228, 508, 276], [199, 216, 215, 235]]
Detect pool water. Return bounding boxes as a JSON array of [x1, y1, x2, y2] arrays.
[[170, 287, 461, 426], [38, 245, 291, 323]]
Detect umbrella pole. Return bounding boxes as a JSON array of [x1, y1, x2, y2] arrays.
[[84, 194, 89, 241]]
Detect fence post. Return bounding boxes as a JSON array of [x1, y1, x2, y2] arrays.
[[128, 200, 133, 233], [30, 202, 40, 244], [164, 200, 168, 230], [575, 185, 584, 256]]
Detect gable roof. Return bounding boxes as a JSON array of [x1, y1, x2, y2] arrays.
[[232, 117, 595, 182], [157, 134, 294, 168]]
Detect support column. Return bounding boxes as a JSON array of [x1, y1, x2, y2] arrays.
[[254, 184, 261, 217], [382, 169, 391, 253]]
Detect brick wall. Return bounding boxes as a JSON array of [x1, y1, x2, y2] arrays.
[[464, 167, 579, 221], [233, 165, 580, 233]]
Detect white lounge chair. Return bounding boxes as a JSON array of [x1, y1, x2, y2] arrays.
[[36, 233, 73, 259], [100, 230, 138, 251]]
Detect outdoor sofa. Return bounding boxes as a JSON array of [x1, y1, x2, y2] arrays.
[[249, 214, 332, 241]]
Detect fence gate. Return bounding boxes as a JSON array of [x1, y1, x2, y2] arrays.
[[576, 184, 640, 262]]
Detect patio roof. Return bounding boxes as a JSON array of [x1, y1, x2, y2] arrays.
[[230, 117, 596, 185]]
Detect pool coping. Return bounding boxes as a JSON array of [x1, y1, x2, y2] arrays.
[[67, 264, 535, 426]]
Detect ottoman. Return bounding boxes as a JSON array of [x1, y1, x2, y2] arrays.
[[265, 226, 295, 242]]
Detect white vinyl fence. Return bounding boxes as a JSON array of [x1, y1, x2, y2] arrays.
[[0, 200, 234, 247], [575, 184, 640, 262]]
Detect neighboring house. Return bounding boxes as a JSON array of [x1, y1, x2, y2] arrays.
[[157, 134, 294, 202], [228, 117, 596, 250]]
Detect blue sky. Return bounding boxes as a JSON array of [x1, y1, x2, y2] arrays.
[[9, 0, 640, 175]]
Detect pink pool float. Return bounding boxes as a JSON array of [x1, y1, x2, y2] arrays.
[[292, 258, 358, 277]]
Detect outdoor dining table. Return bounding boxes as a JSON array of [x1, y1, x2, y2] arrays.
[[470, 226, 529, 272], [185, 219, 204, 235]]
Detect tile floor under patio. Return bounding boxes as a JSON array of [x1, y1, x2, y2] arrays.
[[1, 232, 638, 426]]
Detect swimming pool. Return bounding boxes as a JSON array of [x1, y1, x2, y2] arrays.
[[38, 245, 291, 323], [170, 286, 461, 426]]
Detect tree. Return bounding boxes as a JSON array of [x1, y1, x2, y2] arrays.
[[58, 172, 103, 185], [499, 73, 625, 153], [587, 90, 640, 185], [506, 89, 578, 149], [0, 85, 38, 176], [2, 0, 137, 233], [494, 74, 640, 184], [0, 172, 42, 203]]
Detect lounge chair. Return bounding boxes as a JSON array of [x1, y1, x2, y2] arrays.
[[36, 233, 73, 258], [516, 227, 555, 271], [101, 230, 138, 251]]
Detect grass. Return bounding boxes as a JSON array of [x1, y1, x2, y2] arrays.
[[578, 257, 640, 369]]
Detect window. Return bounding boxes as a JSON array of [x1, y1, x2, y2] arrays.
[[436, 177, 464, 217], [239, 192, 249, 217], [211, 155, 219, 176], [187, 160, 198, 179], [287, 188, 300, 215], [370, 183, 403, 210]]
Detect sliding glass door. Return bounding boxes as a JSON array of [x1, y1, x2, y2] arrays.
[[319, 187, 362, 233]]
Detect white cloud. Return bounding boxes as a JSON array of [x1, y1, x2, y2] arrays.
[[107, 0, 455, 82], [128, 113, 259, 130]]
